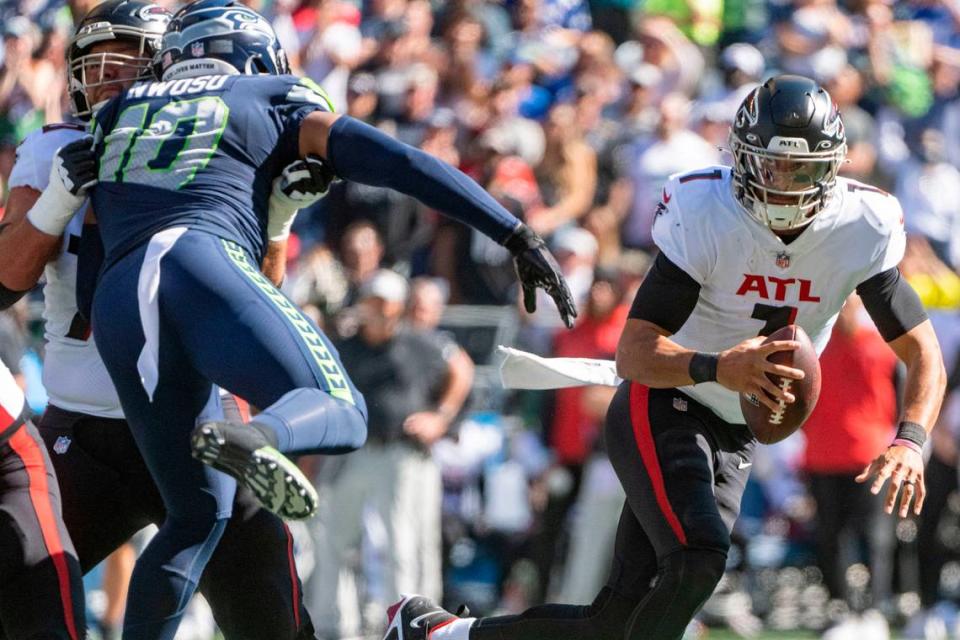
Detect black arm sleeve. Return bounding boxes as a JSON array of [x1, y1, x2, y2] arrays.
[[0, 284, 28, 311], [628, 252, 701, 334], [856, 267, 928, 342]]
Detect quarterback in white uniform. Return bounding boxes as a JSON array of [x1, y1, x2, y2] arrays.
[[384, 76, 946, 640]]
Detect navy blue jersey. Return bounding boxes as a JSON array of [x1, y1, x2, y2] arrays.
[[90, 74, 333, 266]]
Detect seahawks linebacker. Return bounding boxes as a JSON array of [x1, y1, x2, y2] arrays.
[[56, 1, 574, 638], [383, 76, 946, 640], [0, 1, 328, 637]]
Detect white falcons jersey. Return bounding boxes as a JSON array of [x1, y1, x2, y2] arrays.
[[9, 124, 123, 418], [654, 166, 906, 424]]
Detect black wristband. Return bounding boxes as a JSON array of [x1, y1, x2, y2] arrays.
[[895, 421, 927, 448], [689, 352, 719, 384]]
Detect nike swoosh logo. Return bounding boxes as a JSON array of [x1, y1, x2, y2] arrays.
[[409, 612, 448, 629], [662, 189, 672, 204], [738, 459, 752, 470]]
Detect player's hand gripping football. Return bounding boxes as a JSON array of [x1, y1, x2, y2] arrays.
[[856, 445, 925, 517], [27, 136, 98, 237], [267, 155, 337, 241], [504, 224, 577, 329], [716, 335, 805, 412]]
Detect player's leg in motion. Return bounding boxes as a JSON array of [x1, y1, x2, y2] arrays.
[[92, 236, 238, 640], [93, 228, 365, 638], [0, 422, 85, 640], [37, 405, 315, 639], [159, 231, 368, 516], [387, 382, 753, 640]]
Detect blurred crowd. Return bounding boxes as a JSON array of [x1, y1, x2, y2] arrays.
[[2, 0, 960, 636]]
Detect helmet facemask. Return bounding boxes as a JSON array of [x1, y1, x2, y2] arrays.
[[68, 25, 161, 119], [731, 133, 846, 231]]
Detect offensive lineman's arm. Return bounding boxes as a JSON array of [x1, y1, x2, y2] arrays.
[[855, 267, 946, 517], [616, 253, 804, 412], [297, 110, 577, 328], [0, 187, 62, 299], [0, 137, 96, 308]]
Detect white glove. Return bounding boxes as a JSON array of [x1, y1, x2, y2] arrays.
[[27, 136, 98, 236], [267, 156, 335, 242]]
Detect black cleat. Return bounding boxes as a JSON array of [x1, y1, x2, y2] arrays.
[[191, 420, 318, 520], [382, 595, 460, 640]]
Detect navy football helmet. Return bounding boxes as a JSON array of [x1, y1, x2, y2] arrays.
[[68, 0, 171, 118], [155, 0, 289, 81], [730, 75, 847, 231]]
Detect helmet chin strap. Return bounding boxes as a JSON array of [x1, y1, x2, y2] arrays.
[[162, 57, 239, 81], [752, 200, 812, 232]]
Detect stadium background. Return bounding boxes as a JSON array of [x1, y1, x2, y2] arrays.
[[1, 0, 960, 636]]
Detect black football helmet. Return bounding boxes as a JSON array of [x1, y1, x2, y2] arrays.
[[68, 0, 171, 119], [154, 0, 289, 82], [730, 75, 847, 231]]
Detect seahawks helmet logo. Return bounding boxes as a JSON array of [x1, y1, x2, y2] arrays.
[[221, 8, 263, 29]]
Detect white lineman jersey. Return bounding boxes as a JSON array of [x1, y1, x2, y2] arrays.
[[9, 124, 123, 418], [0, 361, 26, 437], [653, 166, 906, 424]]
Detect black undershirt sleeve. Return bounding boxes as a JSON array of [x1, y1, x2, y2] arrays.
[[628, 252, 701, 334], [0, 283, 28, 311], [856, 267, 928, 342]]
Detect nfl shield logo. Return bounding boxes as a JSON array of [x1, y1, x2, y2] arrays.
[[775, 252, 790, 269], [191, 41, 204, 57], [53, 436, 72, 454]]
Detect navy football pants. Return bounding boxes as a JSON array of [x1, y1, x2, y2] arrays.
[[471, 382, 755, 640], [92, 228, 367, 640]]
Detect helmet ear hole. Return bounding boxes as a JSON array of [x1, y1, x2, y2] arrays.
[[247, 55, 269, 74]]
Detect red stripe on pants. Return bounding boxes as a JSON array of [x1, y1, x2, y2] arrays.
[[629, 383, 688, 546], [234, 396, 251, 423], [283, 524, 302, 629], [8, 427, 80, 640]]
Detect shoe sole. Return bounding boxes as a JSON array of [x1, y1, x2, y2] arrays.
[[191, 424, 319, 520]]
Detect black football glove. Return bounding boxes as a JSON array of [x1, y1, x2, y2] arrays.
[[504, 224, 577, 329], [28, 136, 98, 236], [56, 136, 99, 196], [276, 155, 337, 201]]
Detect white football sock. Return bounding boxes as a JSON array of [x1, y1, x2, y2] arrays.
[[429, 617, 476, 640]]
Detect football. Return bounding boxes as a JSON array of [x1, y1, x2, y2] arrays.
[[739, 325, 822, 444]]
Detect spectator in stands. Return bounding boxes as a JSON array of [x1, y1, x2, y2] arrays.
[[801, 295, 898, 612], [895, 128, 960, 269], [827, 65, 878, 181], [300, 0, 365, 111], [307, 270, 472, 638], [528, 103, 597, 238], [622, 92, 719, 249]]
